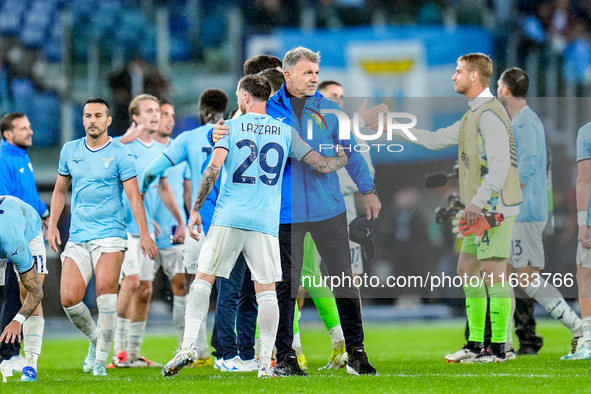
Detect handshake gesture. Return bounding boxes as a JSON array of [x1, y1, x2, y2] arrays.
[[452, 210, 505, 245]]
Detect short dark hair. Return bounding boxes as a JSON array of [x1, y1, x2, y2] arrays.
[[257, 68, 285, 94], [457, 53, 493, 86], [84, 98, 111, 117], [500, 67, 529, 98], [1, 112, 26, 140], [317, 80, 341, 92], [238, 75, 271, 101], [159, 98, 173, 107], [244, 54, 282, 75], [198, 88, 228, 124]]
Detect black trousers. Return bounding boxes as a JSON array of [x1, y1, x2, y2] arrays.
[[0, 261, 22, 361], [275, 213, 364, 361]]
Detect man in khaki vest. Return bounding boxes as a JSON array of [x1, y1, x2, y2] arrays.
[[396, 53, 522, 363]]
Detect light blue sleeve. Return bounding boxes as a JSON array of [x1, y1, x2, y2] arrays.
[[514, 123, 538, 185], [140, 154, 172, 193], [577, 124, 591, 162], [183, 162, 191, 180], [58, 144, 70, 176], [164, 133, 188, 165], [117, 145, 137, 182]]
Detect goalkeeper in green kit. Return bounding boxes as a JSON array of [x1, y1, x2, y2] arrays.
[[394, 53, 522, 363]]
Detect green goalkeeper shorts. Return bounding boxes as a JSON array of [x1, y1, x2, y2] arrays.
[[460, 215, 516, 260]]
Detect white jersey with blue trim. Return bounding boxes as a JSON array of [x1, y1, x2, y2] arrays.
[[119, 138, 166, 235], [163, 123, 214, 202], [577, 121, 591, 226], [212, 112, 290, 236], [153, 138, 190, 249], [58, 137, 136, 243], [513, 106, 548, 222], [0, 196, 42, 273]]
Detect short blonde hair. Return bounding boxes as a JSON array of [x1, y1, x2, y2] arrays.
[[128, 93, 159, 118], [457, 53, 492, 86]]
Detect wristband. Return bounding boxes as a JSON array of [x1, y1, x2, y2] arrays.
[[578, 211, 588, 227], [13, 313, 26, 324], [364, 188, 378, 196]]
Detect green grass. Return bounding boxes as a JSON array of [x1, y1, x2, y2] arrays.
[[4, 320, 591, 393]]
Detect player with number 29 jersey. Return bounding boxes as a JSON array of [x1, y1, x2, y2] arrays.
[[213, 112, 290, 236]]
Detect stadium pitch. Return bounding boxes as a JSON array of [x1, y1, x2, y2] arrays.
[[2, 320, 588, 393]]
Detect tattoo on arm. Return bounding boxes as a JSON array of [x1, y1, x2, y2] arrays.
[[303, 150, 348, 174], [19, 271, 43, 319], [192, 164, 221, 213]]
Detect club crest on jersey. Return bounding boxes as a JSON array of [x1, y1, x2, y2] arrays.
[[102, 158, 115, 168]]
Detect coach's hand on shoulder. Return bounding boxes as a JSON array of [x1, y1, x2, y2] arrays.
[[212, 119, 229, 143], [579, 225, 591, 249], [46, 225, 62, 253], [188, 210, 202, 241], [139, 233, 158, 260]]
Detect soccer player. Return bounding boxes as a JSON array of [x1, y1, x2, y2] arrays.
[[571, 119, 591, 359], [396, 53, 522, 363], [0, 113, 49, 372], [0, 196, 45, 382], [142, 89, 229, 366], [111, 94, 185, 368], [213, 47, 381, 376], [497, 68, 583, 358], [46, 98, 158, 376], [162, 74, 348, 378], [150, 99, 190, 349]]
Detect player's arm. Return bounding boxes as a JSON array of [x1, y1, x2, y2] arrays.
[[0, 268, 43, 344], [187, 147, 228, 241], [292, 129, 348, 173], [577, 158, 591, 248], [514, 123, 538, 190], [141, 154, 174, 194], [123, 177, 158, 259], [117, 121, 144, 144], [464, 111, 511, 226], [394, 121, 461, 150], [184, 179, 192, 218], [157, 177, 187, 243], [46, 174, 71, 253]]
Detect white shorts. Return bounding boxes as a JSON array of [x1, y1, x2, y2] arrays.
[[182, 233, 204, 275], [121, 233, 155, 281], [198, 226, 281, 285], [577, 242, 591, 269], [508, 221, 546, 269], [61, 237, 127, 286], [154, 245, 184, 278]]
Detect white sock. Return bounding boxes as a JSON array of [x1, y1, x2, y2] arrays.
[[506, 286, 515, 349], [114, 317, 130, 356], [195, 318, 209, 359], [583, 316, 591, 347], [23, 316, 44, 371], [63, 302, 97, 345], [96, 294, 117, 364], [173, 295, 186, 348], [254, 338, 260, 359], [328, 325, 345, 350], [181, 279, 212, 351], [525, 282, 583, 337], [292, 332, 303, 356], [127, 321, 147, 361], [256, 291, 279, 370]]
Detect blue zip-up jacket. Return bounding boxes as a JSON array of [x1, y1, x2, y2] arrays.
[[0, 140, 47, 218], [267, 85, 374, 224]]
